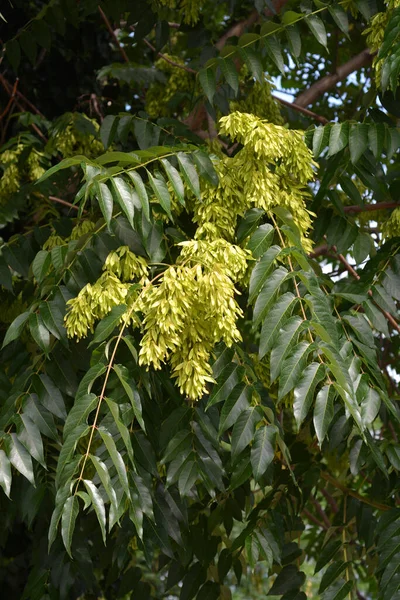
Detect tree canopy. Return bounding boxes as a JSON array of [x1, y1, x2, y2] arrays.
[[0, 0, 400, 598]]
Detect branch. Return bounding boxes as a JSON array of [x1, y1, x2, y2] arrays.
[[49, 195, 82, 212], [0, 75, 47, 142], [0, 73, 45, 118], [273, 94, 329, 124], [0, 78, 18, 120], [334, 248, 400, 334], [344, 202, 400, 214], [320, 471, 390, 511], [98, 5, 130, 63], [294, 49, 373, 108], [142, 37, 196, 74]]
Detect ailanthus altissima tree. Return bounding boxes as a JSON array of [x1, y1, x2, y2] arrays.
[[0, 1, 400, 598]]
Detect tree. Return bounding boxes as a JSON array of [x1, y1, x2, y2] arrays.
[[0, 0, 400, 598]]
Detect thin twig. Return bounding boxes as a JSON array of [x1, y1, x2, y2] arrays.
[[310, 496, 331, 528], [302, 508, 328, 530], [321, 471, 390, 511], [0, 73, 45, 117], [321, 488, 339, 513], [98, 5, 130, 63], [142, 37, 197, 74], [0, 78, 18, 120], [334, 248, 400, 334], [49, 195, 82, 212], [273, 94, 329, 125]]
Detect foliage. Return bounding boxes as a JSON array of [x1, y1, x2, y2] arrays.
[[0, 1, 400, 599]]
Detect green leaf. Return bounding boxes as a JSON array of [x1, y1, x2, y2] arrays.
[[270, 316, 307, 382], [192, 150, 219, 186], [8, 433, 35, 485], [315, 539, 342, 574], [90, 304, 126, 346], [100, 115, 119, 149], [2, 311, 30, 348], [6, 39, 21, 71], [313, 384, 335, 444], [127, 171, 150, 221], [113, 364, 145, 431], [180, 562, 207, 600], [23, 395, 58, 441], [198, 68, 216, 104], [237, 208, 264, 243], [329, 6, 349, 35], [363, 299, 390, 337], [90, 455, 119, 525], [98, 427, 131, 500], [247, 224, 274, 259], [372, 284, 397, 316], [40, 301, 68, 345], [55, 424, 88, 488], [32, 250, 51, 283], [306, 15, 327, 48], [83, 480, 106, 544], [37, 156, 91, 184], [161, 159, 185, 205], [177, 152, 200, 199], [368, 122, 386, 160], [312, 125, 330, 158], [268, 565, 306, 595], [19, 413, 46, 467], [94, 181, 114, 226], [279, 342, 314, 400], [29, 313, 51, 353], [251, 425, 277, 481], [207, 363, 245, 409], [64, 393, 97, 440], [220, 57, 239, 94], [219, 383, 252, 434], [0, 449, 12, 498], [328, 123, 349, 156], [231, 406, 262, 459], [34, 374, 67, 420], [322, 579, 353, 600], [239, 47, 263, 82], [111, 176, 136, 227], [253, 267, 290, 327], [249, 245, 282, 303], [264, 36, 285, 74], [286, 25, 301, 58], [61, 496, 79, 557], [147, 170, 172, 220], [105, 398, 135, 465], [319, 561, 347, 594], [353, 232, 372, 263], [293, 362, 325, 430], [259, 292, 298, 359], [349, 124, 368, 164], [178, 460, 198, 496], [48, 484, 71, 551], [339, 175, 363, 206]]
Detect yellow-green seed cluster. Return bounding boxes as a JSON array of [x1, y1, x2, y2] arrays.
[[364, 0, 400, 90], [47, 117, 104, 158], [194, 112, 316, 251], [145, 55, 194, 118], [0, 145, 46, 205], [138, 239, 250, 399], [230, 76, 284, 125], [381, 207, 400, 239], [64, 247, 149, 339], [155, 0, 205, 24]]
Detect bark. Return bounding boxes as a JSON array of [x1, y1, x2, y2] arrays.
[[294, 49, 373, 108]]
